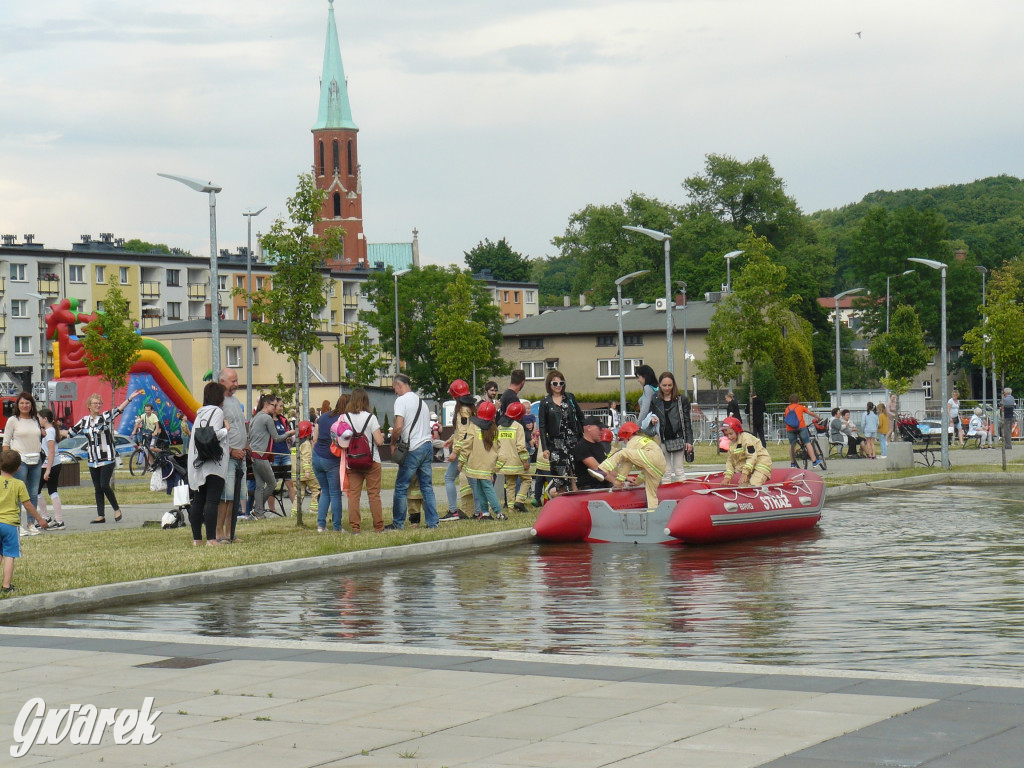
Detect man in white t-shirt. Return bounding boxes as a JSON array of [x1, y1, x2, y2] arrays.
[[386, 374, 438, 529]]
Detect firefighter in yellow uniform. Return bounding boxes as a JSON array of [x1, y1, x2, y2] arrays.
[[495, 401, 531, 512], [597, 421, 666, 509], [721, 416, 772, 486]]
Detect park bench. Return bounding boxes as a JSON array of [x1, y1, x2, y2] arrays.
[[896, 419, 940, 466]]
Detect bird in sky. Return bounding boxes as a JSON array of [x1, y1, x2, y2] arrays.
[[855, 31, 862, 38]]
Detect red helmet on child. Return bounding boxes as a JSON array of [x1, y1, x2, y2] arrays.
[[504, 401, 526, 421], [476, 401, 496, 421], [298, 421, 313, 439], [448, 379, 470, 398], [618, 421, 640, 441], [722, 416, 743, 434]]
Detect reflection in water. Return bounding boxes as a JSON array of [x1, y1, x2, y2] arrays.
[[21, 485, 1024, 677]]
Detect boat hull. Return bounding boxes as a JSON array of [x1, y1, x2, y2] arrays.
[[531, 469, 824, 545]]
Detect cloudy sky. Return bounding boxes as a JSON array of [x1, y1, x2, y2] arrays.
[[1, 0, 1021, 267]]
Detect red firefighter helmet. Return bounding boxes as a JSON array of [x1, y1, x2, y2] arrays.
[[722, 416, 743, 434], [618, 421, 640, 441], [600, 428, 614, 443], [448, 379, 470, 398], [297, 421, 313, 439], [476, 401, 496, 421], [504, 401, 526, 421]]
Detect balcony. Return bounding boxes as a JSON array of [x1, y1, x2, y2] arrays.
[[37, 276, 60, 295], [140, 316, 161, 329], [342, 295, 359, 308], [0, 352, 7, 366], [140, 281, 161, 299], [0, 277, 5, 294], [341, 323, 357, 337], [187, 283, 207, 300], [0, 314, 5, 331], [319, 320, 330, 332]]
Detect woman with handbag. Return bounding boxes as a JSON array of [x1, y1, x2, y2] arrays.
[[536, 369, 584, 494], [644, 371, 694, 483], [2, 392, 45, 533], [311, 394, 346, 533], [187, 382, 229, 546], [344, 389, 385, 533]]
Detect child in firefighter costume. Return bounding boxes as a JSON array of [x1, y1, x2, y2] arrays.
[[444, 380, 477, 519], [597, 421, 667, 509], [495, 400, 531, 513], [294, 421, 319, 514], [720, 416, 772, 486]]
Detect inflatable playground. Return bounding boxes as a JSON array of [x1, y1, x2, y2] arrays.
[[44, 298, 199, 437]]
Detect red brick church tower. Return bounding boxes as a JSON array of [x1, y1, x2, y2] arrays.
[[312, 0, 365, 268]]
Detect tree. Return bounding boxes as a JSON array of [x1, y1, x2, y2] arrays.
[[531, 253, 582, 306], [431, 274, 494, 387], [868, 304, 932, 428], [241, 173, 342, 419], [962, 264, 1024, 406], [338, 324, 385, 387], [464, 238, 531, 282], [122, 239, 175, 255], [81, 283, 143, 395], [360, 266, 509, 400]]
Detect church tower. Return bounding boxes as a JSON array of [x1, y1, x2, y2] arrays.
[[312, 0, 364, 268]]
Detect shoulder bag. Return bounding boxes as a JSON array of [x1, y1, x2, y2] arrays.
[[391, 400, 423, 466]]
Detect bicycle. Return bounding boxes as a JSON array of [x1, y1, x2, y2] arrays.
[[793, 423, 827, 471], [128, 436, 149, 476]]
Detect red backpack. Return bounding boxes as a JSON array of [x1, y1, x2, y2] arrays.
[[346, 414, 375, 470]]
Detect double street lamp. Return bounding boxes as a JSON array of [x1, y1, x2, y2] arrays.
[[242, 206, 266, 419], [393, 268, 411, 376], [159, 173, 223, 374], [615, 269, 649, 416], [833, 287, 865, 409], [908, 257, 949, 470], [622, 226, 673, 373], [723, 250, 743, 293]]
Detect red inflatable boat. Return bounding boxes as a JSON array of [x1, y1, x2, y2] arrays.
[[531, 468, 825, 545]]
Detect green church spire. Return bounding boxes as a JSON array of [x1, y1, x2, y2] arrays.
[[313, 0, 358, 132]]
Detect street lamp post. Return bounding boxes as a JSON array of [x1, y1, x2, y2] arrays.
[[242, 206, 266, 419], [833, 287, 865, 409], [26, 292, 47, 396], [159, 173, 223, 374], [886, 269, 914, 334], [615, 269, 649, 416], [622, 226, 673, 372], [677, 280, 688, 385], [722, 250, 743, 293], [909, 257, 949, 470], [976, 265, 988, 410], [393, 268, 411, 376]]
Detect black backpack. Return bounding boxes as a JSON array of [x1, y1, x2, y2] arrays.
[[192, 411, 222, 466]]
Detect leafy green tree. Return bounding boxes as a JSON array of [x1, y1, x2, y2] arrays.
[[431, 274, 494, 387], [360, 266, 509, 400], [338, 324, 385, 388], [531, 253, 582, 306], [241, 173, 342, 417], [464, 238, 531, 282], [121, 239, 174, 255], [963, 264, 1024, 405], [81, 283, 143, 395], [869, 304, 932, 427]]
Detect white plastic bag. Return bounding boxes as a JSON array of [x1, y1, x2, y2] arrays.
[[150, 472, 167, 493], [172, 483, 190, 507]]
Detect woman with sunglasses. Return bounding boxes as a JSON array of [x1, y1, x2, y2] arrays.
[[536, 369, 584, 493]]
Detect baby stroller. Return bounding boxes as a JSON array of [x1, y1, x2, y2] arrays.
[[153, 451, 190, 529]]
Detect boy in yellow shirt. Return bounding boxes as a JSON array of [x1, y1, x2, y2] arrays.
[[0, 449, 49, 595]]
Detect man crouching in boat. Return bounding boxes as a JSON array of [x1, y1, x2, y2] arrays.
[[721, 416, 772, 486], [596, 421, 666, 508]]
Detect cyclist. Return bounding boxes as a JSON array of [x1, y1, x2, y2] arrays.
[[130, 402, 162, 468], [720, 416, 772, 486], [783, 394, 822, 469]]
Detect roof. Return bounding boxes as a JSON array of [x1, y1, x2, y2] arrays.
[[817, 297, 863, 310], [366, 243, 413, 271], [143, 319, 339, 338], [501, 301, 720, 337], [312, 1, 358, 132]]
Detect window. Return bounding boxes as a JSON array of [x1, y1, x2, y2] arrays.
[[923, 380, 932, 399], [597, 334, 642, 346], [235, 276, 244, 289], [166, 269, 180, 287], [68, 265, 84, 283], [521, 361, 546, 380], [14, 337, 31, 355], [9, 264, 26, 282], [226, 346, 242, 367], [119, 266, 129, 284], [318, 141, 325, 176], [218, 275, 227, 290], [96, 301, 104, 313], [333, 193, 341, 218], [235, 307, 246, 321], [503, 291, 509, 302], [11, 300, 28, 318], [95, 266, 105, 284], [526, 290, 535, 303], [330, 310, 337, 324], [256, 276, 265, 290], [514, 291, 520, 302], [252, 347, 259, 366], [332, 139, 339, 174], [167, 302, 181, 320], [347, 139, 354, 175], [519, 337, 544, 350], [598, 358, 644, 379]]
